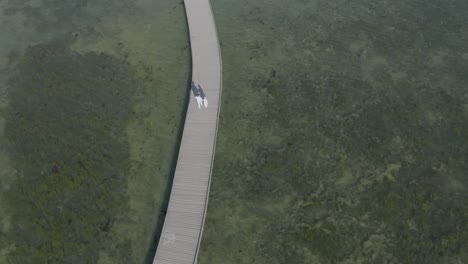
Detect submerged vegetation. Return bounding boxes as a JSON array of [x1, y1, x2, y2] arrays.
[[0, 0, 465, 262], [0, 0, 189, 263], [3, 41, 134, 263], [200, 0, 468, 263]]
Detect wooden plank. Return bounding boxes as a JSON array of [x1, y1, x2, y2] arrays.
[[152, 0, 222, 263]]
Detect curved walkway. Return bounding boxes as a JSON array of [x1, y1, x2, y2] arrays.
[[152, 0, 222, 263]]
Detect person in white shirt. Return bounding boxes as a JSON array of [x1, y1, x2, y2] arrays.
[[191, 81, 208, 109], [197, 84, 208, 108], [195, 96, 203, 108]]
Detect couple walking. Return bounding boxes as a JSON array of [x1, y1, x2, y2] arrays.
[[191, 81, 208, 109]]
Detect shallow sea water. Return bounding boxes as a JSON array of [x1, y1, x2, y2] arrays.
[[0, 0, 189, 263], [0, 0, 467, 263], [199, 0, 467, 263]]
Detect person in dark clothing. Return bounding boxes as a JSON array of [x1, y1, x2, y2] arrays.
[[191, 81, 200, 97]]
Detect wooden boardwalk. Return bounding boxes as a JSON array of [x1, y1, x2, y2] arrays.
[[152, 0, 222, 263]]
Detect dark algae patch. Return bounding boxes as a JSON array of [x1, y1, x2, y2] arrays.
[[3, 41, 135, 263], [199, 0, 468, 263], [0, 0, 190, 262]]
